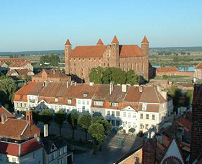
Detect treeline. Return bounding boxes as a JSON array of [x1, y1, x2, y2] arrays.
[[40, 54, 60, 66], [157, 51, 190, 56], [89, 67, 140, 85]]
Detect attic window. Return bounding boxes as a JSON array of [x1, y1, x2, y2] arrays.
[[67, 99, 72, 104], [83, 92, 89, 98], [111, 102, 118, 107], [55, 98, 58, 102]]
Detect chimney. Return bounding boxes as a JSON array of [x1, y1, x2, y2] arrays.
[[110, 82, 113, 94], [122, 84, 127, 93], [74, 82, 77, 86], [26, 110, 33, 125], [1, 113, 7, 124], [70, 81, 73, 86], [139, 86, 143, 93], [53, 70, 55, 74], [44, 124, 48, 137], [67, 81, 69, 88]]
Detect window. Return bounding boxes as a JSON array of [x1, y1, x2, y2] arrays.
[[116, 111, 120, 117], [82, 100, 85, 105], [152, 114, 155, 120], [87, 100, 89, 105], [140, 114, 143, 119], [123, 112, 126, 117], [33, 152, 36, 158], [94, 101, 104, 106], [59, 158, 64, 164], [133, 113, 136, 118], [59, 148, 63, 155], [55, 98, 58, 102], [111, 102, 118, 107], [112, 111, 115, 116], [82, 106, 85, 112], [12, 157, 17, 162], [78, 100, 81, 104], [128, 122, 131, 128], [146, 114, 149, 119], [128, 112, 131, 118], [67, 99, 72, 104], [107, 111, 110, 115]]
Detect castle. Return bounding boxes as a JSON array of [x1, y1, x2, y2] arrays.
[[65, 36, 150, 83]]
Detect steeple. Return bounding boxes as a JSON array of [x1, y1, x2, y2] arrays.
[[97, 39, 104, 45], [111, 35, 119, 44], [141, 36, 149, 44], [65, 39, 71, 46]]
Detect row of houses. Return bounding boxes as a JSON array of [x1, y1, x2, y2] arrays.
[[14, 81, 173, 133], [0, 106, 73, 164]]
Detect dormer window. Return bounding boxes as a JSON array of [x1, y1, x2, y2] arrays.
[[111, 102, 118, 107], [83, 92, 89, 98], [67, 99, 72, 104], [55, 98, 58, 102]]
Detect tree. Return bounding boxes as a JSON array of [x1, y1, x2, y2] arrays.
[[88, 123, 106, 151], [0, 76, 16, 111], [185, 90, 193, 106], [168, 86, 182, 109], [67, 111, 79, 139], [40, 109, 53, 125], [89, 67, 104, 83], [92, 117, 112, 135], [78, 114, 92, 141], [32, 110, 40, 125], [111, 68, 126, 84], [126, 70, 140, 85], [54, 110, 67, 135], [102, 67, 113, 84]]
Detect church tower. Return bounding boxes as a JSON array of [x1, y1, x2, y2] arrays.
[[65, 39, 71, 74], [141, 36, 149, 81], [111, 36, 120, 68]]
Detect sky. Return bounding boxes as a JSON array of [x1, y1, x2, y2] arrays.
[[0, 0, 202, 52]]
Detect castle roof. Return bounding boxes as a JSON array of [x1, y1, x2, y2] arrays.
[[65, 39, 71, 45], [111, 35, 119, 44], [119, 45, 144, 57], [141, 36, 149, 43], [97, 39, 104, 45], [156, 66, 178, 73]]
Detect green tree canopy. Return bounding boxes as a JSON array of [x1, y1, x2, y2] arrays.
[[67, 111, 79, 139], [78, 114, 92, 141], [54, 110, 67, 135], [88, 123, 106, 149], [92, 117, 112, 135], [89, 66, 104, 84], [40, 54, 60, 66], [32, 110, 40, 125], [126, 70, 140, 85], [39, 109, 53, 125]]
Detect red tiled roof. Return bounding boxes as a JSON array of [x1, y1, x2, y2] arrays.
[[0, 118, 40, 140], [195, 61, 202, 69], [156, 66, 178, 73], [176, 116, 192, 131], [0, 142, 19, 156], [0, 138, 43, 156], [141, 36, 149, 43], [33, 69, 69, 79], [71, 45, 107, 58], [65, 39, 71, 45], [111, 35, 119, 44], [120, 45, 144, 57], [0, 106, 15, 118]]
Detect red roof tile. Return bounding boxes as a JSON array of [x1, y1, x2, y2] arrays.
[[97, 39, 104, 45], [0, 106, 15, 118], [65, 39, 71, 45], [141, 36, 149, 43], [71, 45, 107, 58], [111, 35, 119, 44], [156, 66, 178, 73], [120, 45, 144, 57], [0, 142, 19, 156]]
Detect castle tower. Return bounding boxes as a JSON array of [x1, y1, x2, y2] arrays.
[[97, 39, 104, 46], [65, 39, 72, 74], [141, 36, 149, 56], [141, 36, 149, 81], [111, 36, 120, 68]]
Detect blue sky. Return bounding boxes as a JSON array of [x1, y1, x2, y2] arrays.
[[0, 0, 202, 51]]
